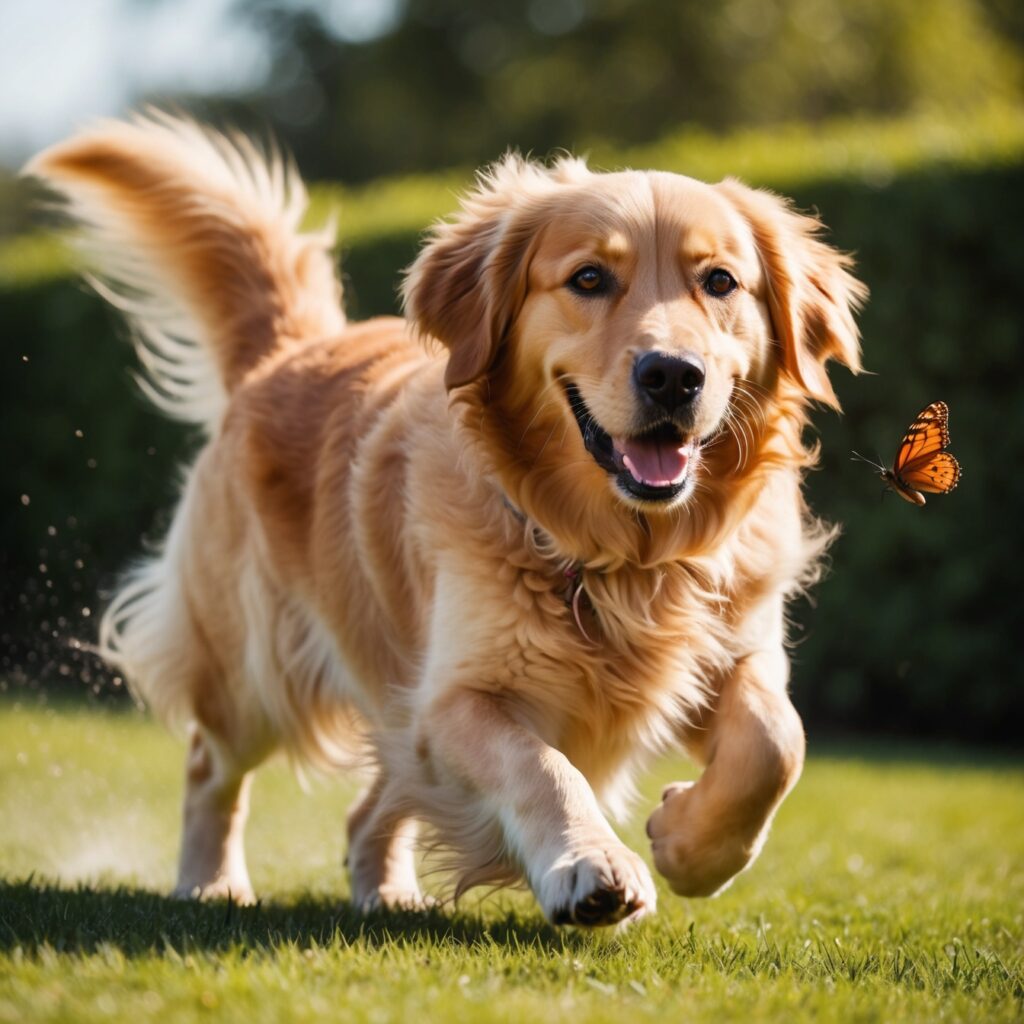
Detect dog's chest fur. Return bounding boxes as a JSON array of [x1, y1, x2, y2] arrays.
[[476, 520, 779, 801]]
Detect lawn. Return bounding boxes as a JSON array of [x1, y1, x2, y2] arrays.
[[0, 700, 1021, 1023]]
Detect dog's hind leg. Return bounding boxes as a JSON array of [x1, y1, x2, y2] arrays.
[[174, 723, 266, 904], [346, 773, 427, 911]]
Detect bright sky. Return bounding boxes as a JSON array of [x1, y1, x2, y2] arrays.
[[0, 0, 401, 168]]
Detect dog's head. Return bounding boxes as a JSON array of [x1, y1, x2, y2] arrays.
[[404, 157, 865, 553]]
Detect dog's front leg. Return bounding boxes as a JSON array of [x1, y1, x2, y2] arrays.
[[646, 646, 805, 897], [422, 688, 657, 927]]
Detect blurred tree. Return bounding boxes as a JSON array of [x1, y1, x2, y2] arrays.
[[198, 0, 1024, 181], [980, 0, 1024, 47]]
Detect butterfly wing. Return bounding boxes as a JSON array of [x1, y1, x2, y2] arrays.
[[899, 451, 961, 494], [867, 401, 961, 503], [885, 400, 961, 500], [892, 401, 950, 473]]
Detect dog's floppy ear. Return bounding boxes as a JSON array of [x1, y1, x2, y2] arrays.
[[402, 156, 558, 390], [717, 178, 867, 408]]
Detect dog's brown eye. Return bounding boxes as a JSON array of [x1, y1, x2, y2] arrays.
[[705, 269, 737, 297], [568, 266, 608, 295]]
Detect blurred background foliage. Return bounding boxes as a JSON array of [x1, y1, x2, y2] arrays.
[[2, 0, 1022, 743], [229, 0, 1024, 182]]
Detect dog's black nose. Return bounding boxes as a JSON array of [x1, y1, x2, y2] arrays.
[[634, 351, 705, 413]]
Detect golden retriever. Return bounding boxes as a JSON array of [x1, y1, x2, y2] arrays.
[[28, 113, 864, 926]]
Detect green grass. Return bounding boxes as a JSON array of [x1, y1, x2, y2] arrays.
[[7, 102, 1024, 291], [0, 701, 1022, 1023]]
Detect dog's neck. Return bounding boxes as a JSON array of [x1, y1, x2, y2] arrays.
[[502, 494, 595, 642]]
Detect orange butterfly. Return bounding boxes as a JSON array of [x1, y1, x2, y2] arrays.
[[853, 401, 961, 506]]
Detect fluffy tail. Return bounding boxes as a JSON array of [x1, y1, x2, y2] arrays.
[[25, 110, 345, 431]]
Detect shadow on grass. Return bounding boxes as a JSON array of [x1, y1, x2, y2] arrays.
[[0, 878, 584, 958]]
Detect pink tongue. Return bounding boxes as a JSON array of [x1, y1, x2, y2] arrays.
[[617, 437, 690, 487]]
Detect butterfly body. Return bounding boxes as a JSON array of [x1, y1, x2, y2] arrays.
[[855, 401, 961, 506], [879, 468, 927, 506]]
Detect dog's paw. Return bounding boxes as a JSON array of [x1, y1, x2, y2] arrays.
[[646, 781, 755, 897], [537, 843, 656, 927], [354, 884, 436, 914], [172, 877, 256, 905]]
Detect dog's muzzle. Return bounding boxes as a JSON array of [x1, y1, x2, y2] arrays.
[[562, 380, 699, 504]]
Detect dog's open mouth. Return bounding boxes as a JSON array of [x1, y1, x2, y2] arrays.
[[563, 381, 696, 503]]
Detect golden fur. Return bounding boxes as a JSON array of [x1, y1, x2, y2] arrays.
[[28, 113, 865, 926]]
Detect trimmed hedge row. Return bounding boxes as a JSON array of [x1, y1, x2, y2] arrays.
[[3, 162, 1022, 741], [792, 165, 1022, 742], [7, 104, 1024, 291]]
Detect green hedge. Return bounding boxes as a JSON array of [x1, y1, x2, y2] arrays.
[[6, 104, 1024, 291], [791, 165, 1022, 743], [3, 156, 1021, 741]]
